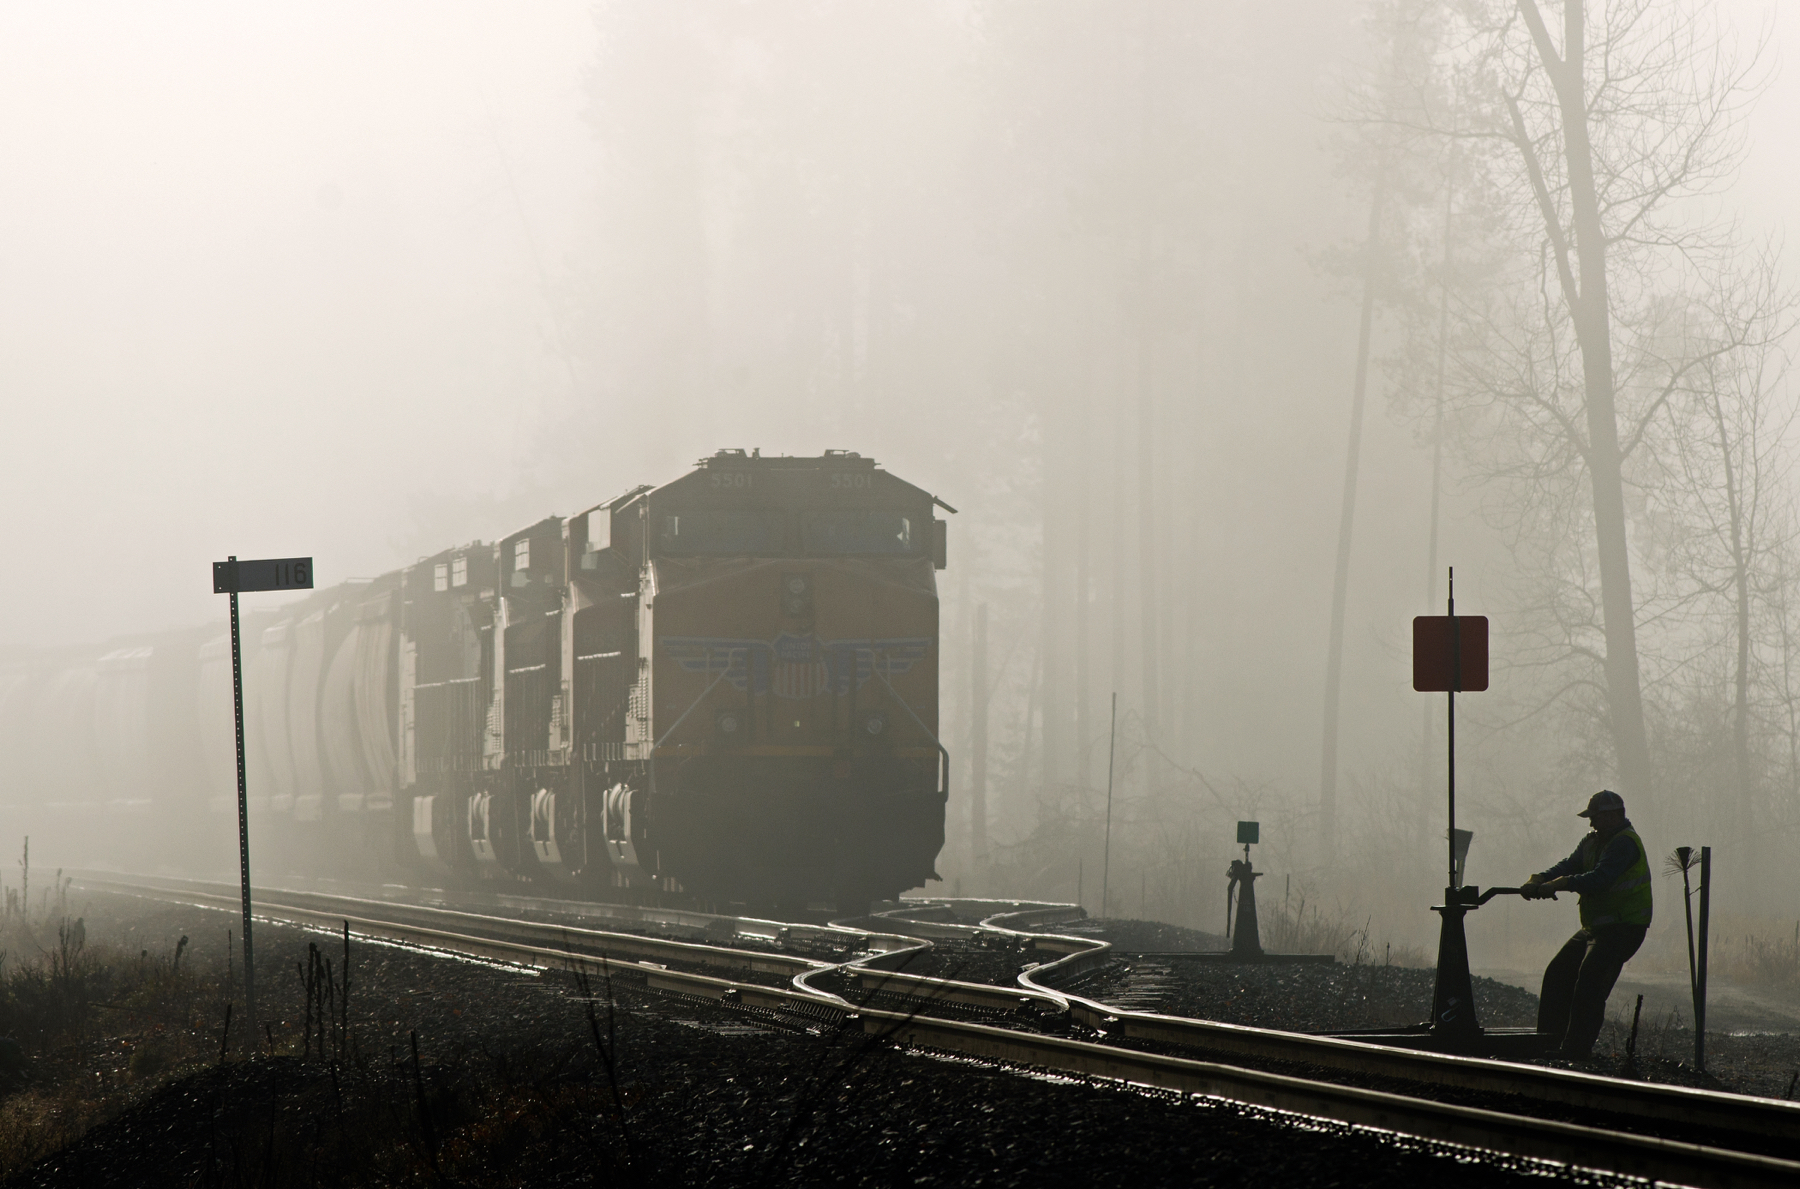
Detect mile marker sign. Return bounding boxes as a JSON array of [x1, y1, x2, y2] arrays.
[[212, 554, 313, 1051], [213, 556, 312, 594]]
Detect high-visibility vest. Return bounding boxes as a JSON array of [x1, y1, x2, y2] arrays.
[[1578, 826, 1653, 928]]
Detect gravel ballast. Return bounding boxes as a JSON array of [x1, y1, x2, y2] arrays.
[[1030, 917, 1534, 1031], [0, 890, 1603, 1187], [1029, 917, 1800, 1101]]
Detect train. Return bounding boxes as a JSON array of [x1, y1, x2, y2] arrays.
[[0, 450, 951, 914]]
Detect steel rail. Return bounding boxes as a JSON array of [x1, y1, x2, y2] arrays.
[[76, 873, 842, 979], [937, 902, 1800, 1151], [664, 952, 1800, 1188], [75, 873, 1056, 1020], [100, 872, 877, 955], [871, 896, 1800, 1162], [78, 874, 1800, 1186]]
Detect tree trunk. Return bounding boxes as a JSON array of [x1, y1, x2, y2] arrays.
[[1321, 175, 1385, 861], [1137, 8, 1160, 749], [1710, 395, 1753, 834], [1138, 265, 1159, 749], [1420, 173, 1453, 847], [1734, 531, 1753, 835], [1779, 557, 1800, 808], [970, 602, 990, 866], [1112, 357, 1128, 732], [1528, 0, 1653, 808], [1019, 646, 1042, 802], [1076, 392, 1093, 789], [1041, 411, 1063, 791]]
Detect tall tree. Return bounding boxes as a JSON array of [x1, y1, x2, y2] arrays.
[[970, 602, 991, 863], [1320, 175, 1386, 860], [1509, 0, 1650, 805], [1137, 0, 1162, 751], [1321, 0, 1435, 859], [1660, 264, 1796, 838], [1428, 0, 1764, 811], [1417, 164, 1456, 845]]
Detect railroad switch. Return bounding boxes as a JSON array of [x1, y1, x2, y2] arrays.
[[1174, 824, 1332, 967], [1327, 883, 1548, 1057], [1225, 820, 1264, 959], [1425, 885, 1550, 1057], [1225, 858, 1263, 959]]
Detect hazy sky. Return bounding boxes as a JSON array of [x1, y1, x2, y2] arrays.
[[0, 3, 599, 642], [0, 0, 1793, 657]]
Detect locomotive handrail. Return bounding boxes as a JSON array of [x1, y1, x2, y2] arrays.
[[867, 653, 948, 802], [653, 646, 746, 750]]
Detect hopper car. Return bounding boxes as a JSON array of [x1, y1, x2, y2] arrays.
[[0, 450, 951, 913]]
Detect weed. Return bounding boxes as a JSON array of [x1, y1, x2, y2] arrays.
[[1263, 896, 1430, 966]]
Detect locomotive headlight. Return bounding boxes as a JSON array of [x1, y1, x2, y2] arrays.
[[780, 573, 813, 617], [715, 709, 743, 737], [862, 711, 887, 738]]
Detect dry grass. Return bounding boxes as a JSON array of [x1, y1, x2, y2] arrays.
[[1704, 916, 1800, 997], [0, 911, 926, 1187], [0, 904, 646, 1186], [1261, 895, 1433, 967], [0, 899, 230, 1181], [1622, 909, 1800, 1002], [0, 883, 902, 1188]]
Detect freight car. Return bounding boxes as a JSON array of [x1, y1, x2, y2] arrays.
[[0, 450, 952, 914]]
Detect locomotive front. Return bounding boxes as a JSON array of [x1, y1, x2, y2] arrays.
[[626, 450, 949, 911]]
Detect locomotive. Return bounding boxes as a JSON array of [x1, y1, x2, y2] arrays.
[[0, 450, 951, 913]]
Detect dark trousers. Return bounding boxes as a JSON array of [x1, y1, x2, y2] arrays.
[[1537, 924, 1647, 1057]]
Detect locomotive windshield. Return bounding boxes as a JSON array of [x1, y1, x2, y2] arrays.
[[658, 506, 921, 557], [801, 510, 913, 555], [661, 510, 785, 554]]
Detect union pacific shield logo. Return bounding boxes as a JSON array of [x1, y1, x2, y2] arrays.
[[661, 634, 928, 699]]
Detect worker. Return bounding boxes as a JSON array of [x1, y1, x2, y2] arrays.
[[1519, 789, 1653, 1060]]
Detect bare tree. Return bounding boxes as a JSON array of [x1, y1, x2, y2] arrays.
[[1656, 261, 1796, 838], [1429, 0, 1765, 811]]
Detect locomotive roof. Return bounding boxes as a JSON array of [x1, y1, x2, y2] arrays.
[[416, 450, 953, 583], [616, 449, 953, 511], [699, 448, 874, 469]]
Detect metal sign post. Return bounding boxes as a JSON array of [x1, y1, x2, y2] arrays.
[[213, 554, 312, 1051], [1696, 845, 1712, 1072], [1413, 568, 1491, 1047]]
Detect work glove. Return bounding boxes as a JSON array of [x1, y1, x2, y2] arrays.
[[1519, 876, 1547, 900]]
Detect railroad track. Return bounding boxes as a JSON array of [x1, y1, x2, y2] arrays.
[[75, 873, 1800, 1189]]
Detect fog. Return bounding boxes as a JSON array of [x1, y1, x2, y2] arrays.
[[3, 1, 1799, 968]]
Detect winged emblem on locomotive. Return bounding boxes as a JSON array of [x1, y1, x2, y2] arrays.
[[661, 633, 930, 699]]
